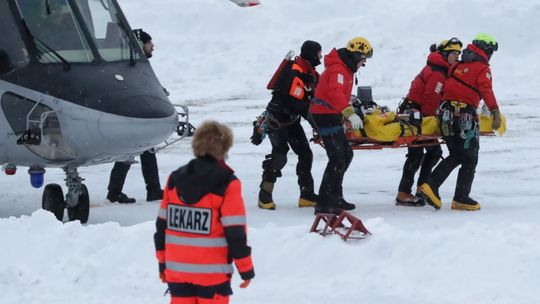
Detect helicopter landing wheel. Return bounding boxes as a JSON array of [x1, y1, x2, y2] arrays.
[[42, 184, 65, 221], [67, 184, 89, 224]]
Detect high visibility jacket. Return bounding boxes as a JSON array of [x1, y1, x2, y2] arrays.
[[310, 48, 355, 115], [443, 44, 499, 111], [268, 56, 319, 121], [154, 156, 254, 286], [406, 52, 449, 116]]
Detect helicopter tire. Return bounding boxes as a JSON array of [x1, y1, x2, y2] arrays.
[[42, 184, 65, 221], [67, 184, 89, 224]]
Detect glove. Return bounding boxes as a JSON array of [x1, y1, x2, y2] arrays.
[[159, 272, 166, 283], [491, 109, 502, 130], [347, 113, 363, 130], [239, 279, 251, 288]]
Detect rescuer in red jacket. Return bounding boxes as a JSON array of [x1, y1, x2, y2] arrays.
[[154, 120, 254, 304], [310, 37, 373, 214], [395, 38, 463, 207], [418, 33, 502, 211]]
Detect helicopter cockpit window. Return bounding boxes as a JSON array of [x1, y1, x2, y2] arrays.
[[74, 0, 140, 62], [0, 1, 29, 74], [16, 0, 94, 63]]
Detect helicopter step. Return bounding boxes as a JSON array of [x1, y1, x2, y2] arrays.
[[41, 166, 89, 224]]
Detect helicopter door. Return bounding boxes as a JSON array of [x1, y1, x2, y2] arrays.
[[1, 92, 76, 161]]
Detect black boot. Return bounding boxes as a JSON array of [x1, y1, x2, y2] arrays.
[[146, 189, 163, 202], [258, 181, 276, 210], [314, 204, 343, 215], [336, 198, 356, 211], [107, 192, 135, 204]]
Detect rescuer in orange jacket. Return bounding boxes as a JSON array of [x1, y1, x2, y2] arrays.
[[395, 38, 462, 207], [418, 33, 502, 211], [154, 120, 254, 304], [257, 40, 322, 210], [310, 37, 373, 214]]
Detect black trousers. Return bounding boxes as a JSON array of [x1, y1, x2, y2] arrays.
[[317, 129, 353, 207], [426, 107, 479, 201], [168, 281, 232, 301], [107, 150, 161, 194], [261, 119, 314, 196], [398, 144, 442, 194]]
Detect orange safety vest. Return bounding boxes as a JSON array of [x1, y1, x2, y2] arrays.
[[155, 158, 254, 286]]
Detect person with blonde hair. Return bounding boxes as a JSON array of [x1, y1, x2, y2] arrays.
[[154, 120, 254, 304]]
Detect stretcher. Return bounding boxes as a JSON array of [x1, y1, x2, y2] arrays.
[[312, 106, 445, 150], [312, 131, 443, 150], [312, 107, 505, 151]]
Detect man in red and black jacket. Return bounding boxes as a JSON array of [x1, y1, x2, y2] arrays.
[[155, 121, 254, 304], [418, 34, 502, 211], [310, 37, 373, 214], [257, 40, 322, 210], [395, 38, 462, 207]]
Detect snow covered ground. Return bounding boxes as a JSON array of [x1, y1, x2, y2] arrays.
[[2, 0, 540, 303]]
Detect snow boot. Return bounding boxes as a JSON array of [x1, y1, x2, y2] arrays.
[[258, 181, 276, 210], [146, 189, 164, 202], [314, 203, 343, 215], [107, 192, 135, 204], [337, 198, 356, 211], [417, 183, 442, 210], [451, 197, 481, 211], [395, 192, 425, 207], [298, 192, 317, 208]]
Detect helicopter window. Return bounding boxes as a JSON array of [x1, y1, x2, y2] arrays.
[[74, 0, 139, 62], [0, 1, 29, 74], [16, 0, 94, 63]]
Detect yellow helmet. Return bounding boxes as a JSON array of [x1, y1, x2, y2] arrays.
[[438, 37, 463, 53], [346, 37, 373, 58]]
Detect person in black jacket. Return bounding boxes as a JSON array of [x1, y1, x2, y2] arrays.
[[106, 29, 163, 203], [257, 40, 322, 210]]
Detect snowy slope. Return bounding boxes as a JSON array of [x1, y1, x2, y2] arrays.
[[2, 0, 540, 303]]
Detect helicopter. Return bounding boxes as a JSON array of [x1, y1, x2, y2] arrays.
[[229, 0, 261, 7], [0, 0, 192, 223]]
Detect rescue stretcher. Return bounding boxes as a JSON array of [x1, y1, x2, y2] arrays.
[[312, 131, 443, 150], [311, 100, 505, 151]]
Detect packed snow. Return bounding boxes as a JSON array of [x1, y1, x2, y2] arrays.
[[2, 0, 540, 303]]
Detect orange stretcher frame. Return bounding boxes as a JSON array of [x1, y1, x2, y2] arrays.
[[312, 131, 444, 150]]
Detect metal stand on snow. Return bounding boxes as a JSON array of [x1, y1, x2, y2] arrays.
[[310, 211, 371, 241]]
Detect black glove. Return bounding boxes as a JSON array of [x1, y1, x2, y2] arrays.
[[250, 120, 263, 145]]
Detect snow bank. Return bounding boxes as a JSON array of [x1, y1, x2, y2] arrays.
[[2, 0, 540, 303]]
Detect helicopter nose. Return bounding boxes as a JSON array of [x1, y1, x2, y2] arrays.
[[98, 110, 178, 151], [106, 94, 176, 119]]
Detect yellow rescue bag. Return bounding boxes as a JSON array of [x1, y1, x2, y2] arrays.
[[362, 109, 419, 142], [479, 111, 507, 135]]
